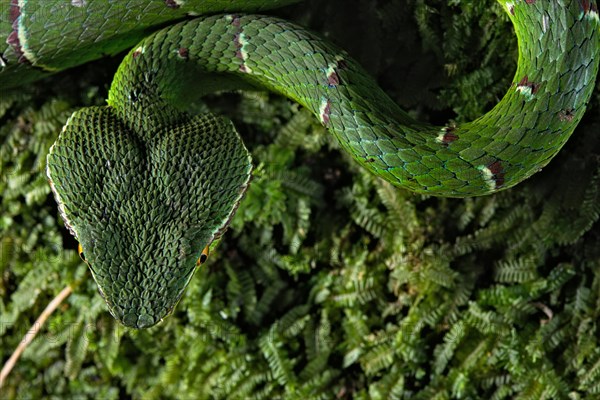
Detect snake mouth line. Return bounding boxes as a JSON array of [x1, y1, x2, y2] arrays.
[[46, 136, 80, 240]]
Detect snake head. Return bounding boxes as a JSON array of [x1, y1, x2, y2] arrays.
[[47, 107, 251, 328]]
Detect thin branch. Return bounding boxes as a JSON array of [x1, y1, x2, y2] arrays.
[[0, 285, 73, 390]]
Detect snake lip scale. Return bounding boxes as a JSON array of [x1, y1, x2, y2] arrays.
[[1, 0, 598, 328]]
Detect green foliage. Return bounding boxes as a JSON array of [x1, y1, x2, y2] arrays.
[[1, 0, 599, 398]]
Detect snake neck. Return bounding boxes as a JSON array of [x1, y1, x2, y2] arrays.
[[108, 6, 598, 196]]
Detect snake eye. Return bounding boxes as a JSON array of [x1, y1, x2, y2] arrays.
[[197, 245, 209, 266], [78, 243, 86, 262]]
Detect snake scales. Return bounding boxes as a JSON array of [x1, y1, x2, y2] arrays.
[[1, 0, 598, 328]]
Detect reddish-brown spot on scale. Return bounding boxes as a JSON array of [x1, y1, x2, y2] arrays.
[[509, 5, 515, 16], [132, 50, 142, 59], [322, 100, 332, 126], [580, 0, 592, 13], [525, 0, 536, 4], [6, 31, 20, 52], [442, 131, 459, 146], [580, 0, 598, 14], [233, 32, 251, 73], [517, 75, 540, 94], [233, 33, 243, 60], [7, 0, 28, 64], [488, 161, 505, 188], [9, 0, 20, 22], [326, 59, 349, 87], [178, 47, 189, 59], [559, 109, 575, 122], [231, 16, 242, 27], [165, 0, 179, 9], [327, 71, 340, 87], [518, 75, 528, 85], [231, 16, 251, 72]]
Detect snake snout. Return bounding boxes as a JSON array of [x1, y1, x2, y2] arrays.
[[104, 280, 191, 329], [111, 299, 176, 329], [120, 309, 159, 329]]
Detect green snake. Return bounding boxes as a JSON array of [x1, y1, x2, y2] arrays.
[[2, 0, 598, 328]]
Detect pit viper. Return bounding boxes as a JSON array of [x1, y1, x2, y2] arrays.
[[1, 0, 597, 328]]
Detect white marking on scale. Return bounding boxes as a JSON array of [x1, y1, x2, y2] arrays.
[[516, 85, 533, 99], [319, 98, 332, 124], [477, 165, 496, 191], [17, 0, 38, 65], [435, 131, 446, 144], [506, 2, 515, 15], [542, 14, 549, 33], [238, 33, 252, 73], [326, 63, 336, 79]]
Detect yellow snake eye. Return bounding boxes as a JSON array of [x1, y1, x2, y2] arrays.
[[197, 245, 209, 266], [78, 243, 86, 262]]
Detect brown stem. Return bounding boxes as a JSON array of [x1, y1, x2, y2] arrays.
[[0, 285, 73, 389]]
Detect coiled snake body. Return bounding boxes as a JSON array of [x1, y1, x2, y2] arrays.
[[2, 0, 598, 328]]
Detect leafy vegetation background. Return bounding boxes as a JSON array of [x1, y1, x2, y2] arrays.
[[1, 0, 599, 398]]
